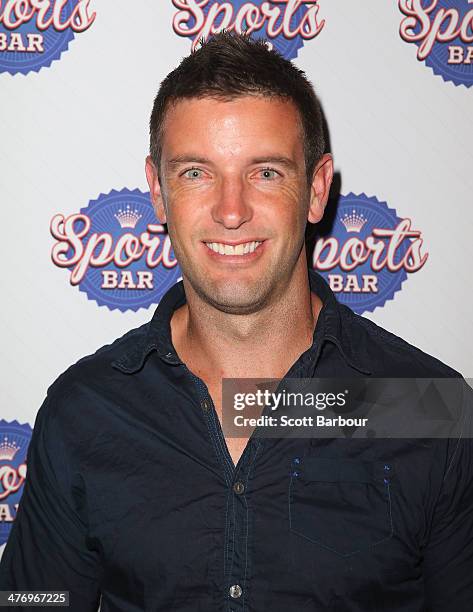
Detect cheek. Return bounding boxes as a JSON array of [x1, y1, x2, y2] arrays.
[[258, 187, 308, 226], [166, 191, 205, 226], [165, 202, 206, 251], [255, 179, 306, 210]]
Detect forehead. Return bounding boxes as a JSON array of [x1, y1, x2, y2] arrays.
[[160, 95, 304, 160]]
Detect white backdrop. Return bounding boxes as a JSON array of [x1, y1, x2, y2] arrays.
[[1, 0, 472, 556]]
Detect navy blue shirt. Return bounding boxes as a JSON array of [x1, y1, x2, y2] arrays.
[[1, 269, 472, 611]]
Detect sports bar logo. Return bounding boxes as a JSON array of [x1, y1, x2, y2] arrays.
[[0, 0, 96, 75], [172, 0, 325, 59], [399, 0, 473, 87], [313, 193, 428, 314], [0, 420, 32, 545], [50, 189, 182, 312]]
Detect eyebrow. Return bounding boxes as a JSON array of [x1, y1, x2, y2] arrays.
[[167, 155, 212, 166], [250, 156, 297, 170]]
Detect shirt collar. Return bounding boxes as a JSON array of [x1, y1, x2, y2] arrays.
[[304, 269, 372, 375], [112, 268, 371, 375]]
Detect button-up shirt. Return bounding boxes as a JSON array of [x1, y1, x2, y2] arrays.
[[1, 269, 472, 611]]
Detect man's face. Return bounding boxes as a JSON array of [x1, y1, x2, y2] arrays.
[[146, 95, 331, 314]]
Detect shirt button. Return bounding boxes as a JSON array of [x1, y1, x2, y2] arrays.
[[201, 399, 211, 412], [229, 584, 242, 599], [233, 481, 245, 495]]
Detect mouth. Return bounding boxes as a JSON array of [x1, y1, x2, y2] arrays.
[[201, 239, 267, 263], [203, 240, 264, 256]]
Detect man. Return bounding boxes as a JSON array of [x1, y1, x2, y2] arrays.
[[1, 32, 472, 611]]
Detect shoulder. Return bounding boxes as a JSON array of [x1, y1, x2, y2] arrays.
[[339, 304, 461, 378], [43, 322, 150, 416], [26, 322, 152, 474]]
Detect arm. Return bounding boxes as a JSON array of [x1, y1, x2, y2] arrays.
[[0, 396, 102, 611], [423, 397, 473, 611]]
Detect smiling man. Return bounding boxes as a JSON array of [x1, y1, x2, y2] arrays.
[[1, 32, 472, 612], [145, 91, 331, 466]]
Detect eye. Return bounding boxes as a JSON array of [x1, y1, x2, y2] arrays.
[[183, 167, 204, 179], [259, 168, 279, 180]]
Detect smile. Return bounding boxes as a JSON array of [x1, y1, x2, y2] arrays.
[[204, 241, 263, 256]]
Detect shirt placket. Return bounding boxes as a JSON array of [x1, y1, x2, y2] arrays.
[[185, 367, 260, 611], [222, 440, 261, 612]]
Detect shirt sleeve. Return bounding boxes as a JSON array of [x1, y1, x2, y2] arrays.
[[423, 391, 473, 611], [0, 395, 102, 611]]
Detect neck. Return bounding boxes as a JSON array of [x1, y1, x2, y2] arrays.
[[170, 262, 322, 382]]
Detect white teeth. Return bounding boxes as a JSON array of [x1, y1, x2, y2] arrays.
[[205, 241, 262, 255]]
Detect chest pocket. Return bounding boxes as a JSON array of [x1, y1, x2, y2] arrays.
[[289, 457, 394, 557]]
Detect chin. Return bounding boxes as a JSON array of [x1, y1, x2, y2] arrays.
[[207, 299, 267, 316], [196, 280, 270, 315]]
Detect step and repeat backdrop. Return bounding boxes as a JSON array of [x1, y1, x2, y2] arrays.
[[1, 1, 472, 555]]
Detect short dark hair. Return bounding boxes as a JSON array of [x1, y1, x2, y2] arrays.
[[149, 32, 326, 183]]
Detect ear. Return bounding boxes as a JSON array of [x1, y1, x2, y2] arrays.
[[145, 155, 167, 223], [307, 153, 334, 224]]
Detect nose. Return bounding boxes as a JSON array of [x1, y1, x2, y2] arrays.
[[211, 175, 253, 229]]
